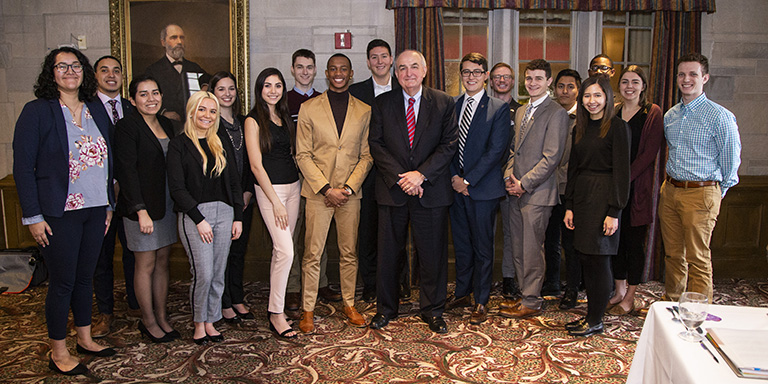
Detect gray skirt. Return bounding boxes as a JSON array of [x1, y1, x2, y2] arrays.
[[123, 207, 178, 252]]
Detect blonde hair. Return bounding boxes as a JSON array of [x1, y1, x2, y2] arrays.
[[184, 91, 227, 177]]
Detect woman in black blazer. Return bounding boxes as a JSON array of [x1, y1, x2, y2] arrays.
[[13, 47, 116, 376], [210, 71, 255, 322], [114, 74, 178, 343]]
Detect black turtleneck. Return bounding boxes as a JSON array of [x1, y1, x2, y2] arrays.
[[327, 89, 349, 136]]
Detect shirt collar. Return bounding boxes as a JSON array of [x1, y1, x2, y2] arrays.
[[567, 102, 577, 115], [681, 92, 708, 110], [403, 86, 422, 102], [166, 53, 182, 64], [293, 86, 315, 97], [97, 91, 120, 106], [465, 89, 485, 104], [529, 92, 549, 109]]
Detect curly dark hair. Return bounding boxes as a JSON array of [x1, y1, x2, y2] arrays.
[[33, 47, 97, 101]]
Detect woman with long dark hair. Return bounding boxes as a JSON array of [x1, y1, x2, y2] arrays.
[[114, 74, 178, 342], [167, 91, 244, 345], [13, 47, 116, 375], [563, 76, 630, 337], [244, 68, 299, 339], [607, 66, 665, 315], [209, 71, 255, 322]]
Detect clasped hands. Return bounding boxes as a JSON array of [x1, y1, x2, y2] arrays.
[[398, 171, 425, 197], [451, 175, 470, 196], [505, 174, 525, 197], [324, 187, 351, 208]]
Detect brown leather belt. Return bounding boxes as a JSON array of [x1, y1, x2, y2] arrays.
[[665, 176, 718, 188]]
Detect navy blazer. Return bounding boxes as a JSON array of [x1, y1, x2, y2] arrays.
[[13, 98, 114, 219], [369, 86, 458, 208], [451, 92, 510, 201]]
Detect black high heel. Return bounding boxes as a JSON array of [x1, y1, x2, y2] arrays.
[[138, 321, 172, 343], [268, 312, 297, 339], [234, 307, 255, 320]]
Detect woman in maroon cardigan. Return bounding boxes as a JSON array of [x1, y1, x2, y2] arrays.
[[608, 66, 665, 315]]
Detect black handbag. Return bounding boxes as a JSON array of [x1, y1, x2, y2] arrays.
[[0, 247, 47, 294]]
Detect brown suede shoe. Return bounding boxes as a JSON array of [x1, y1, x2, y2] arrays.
[[343, 306, 366, 327], [91, 313, 112, 338], [299, 311, 314, 333], [469, 304, 487, 325], [499, 298, 521, 310], [499, 303, 542, 318]]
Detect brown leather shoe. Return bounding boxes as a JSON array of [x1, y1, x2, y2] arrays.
[[499, 298, 521, 310], [343, 306, 366, 327], [318, 286, 342, 302], [299, 311, 314, 333], [499, 303, 542, 318], [469, 304, 487, 325], [285, 292, 301, 311], [91, 313, 112, 338], [445, 294, 472, 310]]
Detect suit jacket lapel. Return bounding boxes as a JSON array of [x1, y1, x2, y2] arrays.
[[318, 93, 341, 141], [412, 88, 431, 149], [516, 97, 550, 150], [466, 93, 488, 146], [136, 115, 164, 152], [183, 136, 204, 169], [394, 92, 409, 149], [50, 99, 69, 155]]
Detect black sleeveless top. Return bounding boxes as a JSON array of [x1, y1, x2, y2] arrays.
[[259, 121, 299, 185]]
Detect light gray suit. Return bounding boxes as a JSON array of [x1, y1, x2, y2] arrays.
[[502, 95, 568, 309]]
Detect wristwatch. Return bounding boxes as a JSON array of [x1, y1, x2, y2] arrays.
[[463, 178, 470, 186]]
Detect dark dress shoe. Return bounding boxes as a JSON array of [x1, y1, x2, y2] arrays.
[[233, 308, 255, 320], [559, 290, 579, 310], [76, 344, 117, 357], [362, 287, 376, 303], [318, 286, 342, 302], [193, 335, 210, 345], [369, 313, 390, 330], [285, 292, 301, 311], [565, 317, 587, 331], [420, 314, 448, 333], [499, 303, 542, 318], [138, 321, 172, 343], [502, 277, 521, 299], [207, 333, 224, 342], [399, 282, 412, 301], [165, 329, 181, 340], [223, 315, 242, 324], [568, 321, 604, 337], [469, 304, 488, 325], [48, 357, 88, 376], [446, 294, 472, 310]]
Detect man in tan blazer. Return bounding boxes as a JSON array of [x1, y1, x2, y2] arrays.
[[295, 54, 373, 332]]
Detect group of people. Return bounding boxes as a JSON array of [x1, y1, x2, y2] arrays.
[[13, 22, 740, 376]]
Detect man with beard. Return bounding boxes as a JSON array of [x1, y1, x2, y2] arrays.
[[144, 24, 209, 133]]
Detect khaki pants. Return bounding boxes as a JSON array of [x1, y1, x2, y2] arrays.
[[658, 181, 721, 302], [302, 198, 361, 311]]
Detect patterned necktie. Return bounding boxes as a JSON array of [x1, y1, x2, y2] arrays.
[[107, 99, 119, 125], [519, 104, 534, 139], [458, 97, 475, 169], [406, 97, 416, 148]]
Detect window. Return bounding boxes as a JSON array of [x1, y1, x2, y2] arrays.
[[518, 10, 572, 100], [602, 12, 654, 90], [443, 9, 489, 96]]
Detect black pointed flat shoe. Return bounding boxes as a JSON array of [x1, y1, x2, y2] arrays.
[[223, 315, 242, 324], [138, 321, 172, 343], [193, 335, 210, 345], [233, 308, 255, 320], [48, 357, 88, 376], [76, 344, 116, 357], [206, 333, 224, 342]]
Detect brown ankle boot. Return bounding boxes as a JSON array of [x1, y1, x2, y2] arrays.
[[299, 311, 314, 333]]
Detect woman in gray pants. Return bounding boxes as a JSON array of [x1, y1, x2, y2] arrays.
[[167, 91, 244, 345]]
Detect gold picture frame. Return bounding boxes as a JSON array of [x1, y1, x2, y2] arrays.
[[108, 0, 250, 109]]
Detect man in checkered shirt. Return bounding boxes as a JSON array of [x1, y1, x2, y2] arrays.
[[660, 53, 741, 303]]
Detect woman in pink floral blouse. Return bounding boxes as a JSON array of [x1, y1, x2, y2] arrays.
[[13, 47, 117, 376]]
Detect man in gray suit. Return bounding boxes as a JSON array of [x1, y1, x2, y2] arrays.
[[499, 59, 569, 318]]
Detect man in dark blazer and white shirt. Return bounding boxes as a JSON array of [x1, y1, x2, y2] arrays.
[[499, 59, 568, 318], [144, 24, 208, 133], [349, 39, 403, 303], [368, 50, 458, 333], [446, 53, 510, 325], [91, 55, 138, 338]]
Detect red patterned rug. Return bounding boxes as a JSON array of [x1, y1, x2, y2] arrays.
[[1, 279, 766, 383]]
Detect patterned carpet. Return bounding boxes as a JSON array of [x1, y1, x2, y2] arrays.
[[1, 279, 766, 383]]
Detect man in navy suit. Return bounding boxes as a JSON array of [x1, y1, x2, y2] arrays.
[[368, 50, 458, 333], [91, 55, 139, 337], [445, 53, 510, 325]]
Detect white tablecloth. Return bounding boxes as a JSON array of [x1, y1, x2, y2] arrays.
[[627, 301, 768, 384]]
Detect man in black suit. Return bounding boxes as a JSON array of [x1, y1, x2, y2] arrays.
[[348, 39, 404, 303], [368, 50, 458, 333], [144, 24, 208, 133], [91, 55, 139, 338]]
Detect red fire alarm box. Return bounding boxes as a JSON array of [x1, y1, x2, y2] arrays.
[[335, 32, 352, 49]]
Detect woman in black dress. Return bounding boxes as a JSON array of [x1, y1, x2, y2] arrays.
[[563, 75, 630, 337]]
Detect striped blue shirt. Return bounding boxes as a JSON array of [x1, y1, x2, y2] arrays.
[[664, 93, 741, 197]]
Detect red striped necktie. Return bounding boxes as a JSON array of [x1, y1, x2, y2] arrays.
[[406, 97, 416, 148]]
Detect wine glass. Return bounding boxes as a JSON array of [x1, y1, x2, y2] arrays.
[[677, 292, 709, 342]]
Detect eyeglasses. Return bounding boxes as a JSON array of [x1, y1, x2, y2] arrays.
[[461, 69, 486, 78], [590, 65, 612, 72], [54, 63, 84, 73], [491, 75, 512, 81]]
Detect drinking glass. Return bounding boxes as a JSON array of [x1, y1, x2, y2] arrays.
[[677, 292, 709, 342]]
